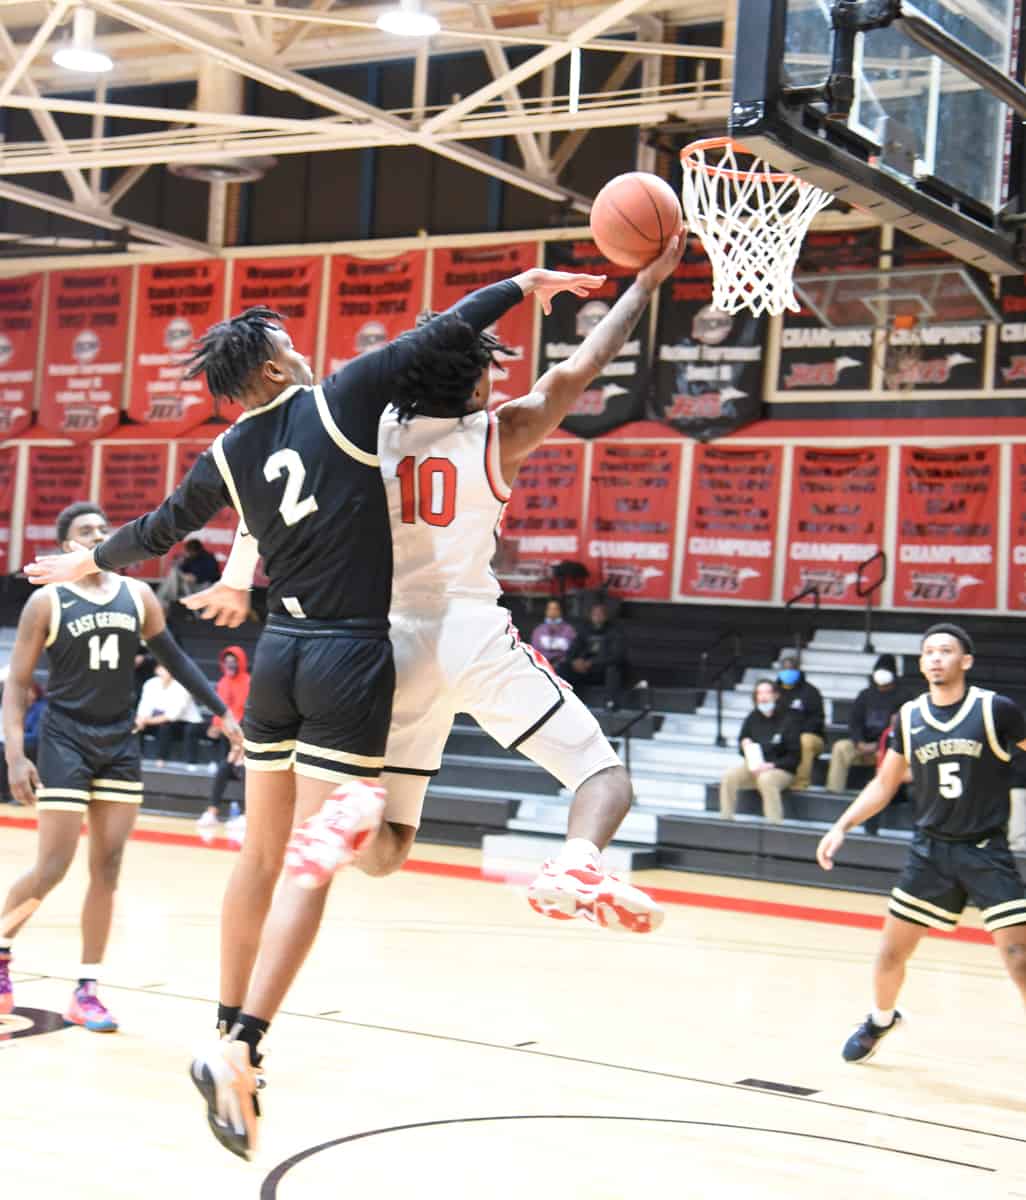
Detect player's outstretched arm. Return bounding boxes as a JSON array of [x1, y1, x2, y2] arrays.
[[25, 451, 230, 586], [2, 592, 48, 805], [816, 749, 909, 870], [497, 230, 684, 482]]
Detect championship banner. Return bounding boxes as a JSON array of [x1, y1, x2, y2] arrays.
[[783, 447, 888, 605], [0, 273, 41, 437], [895, 445, 998, 609], [679, 444, 782, 602], [23, 446, 92, 564], [0, 447, 18, 573], [498, 439, 586, 593], [322, 250, 425, 374], [130, 260, 226, 435], [170, 441, 238, 570], [994, 275, 1026, 389], [538, 240, 647, 438], [97, 444, 170, 579], [40, 267, 131, 439], [583, 441, 681, 600], [777, 228, 878, 394], [652, 243, 765, 439], [430, 243, 538, 404], [1007, 444, 1026, 610]]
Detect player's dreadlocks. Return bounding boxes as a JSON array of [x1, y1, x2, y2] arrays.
[[391, 311, 513, 424], [184, 306, 283, 399]]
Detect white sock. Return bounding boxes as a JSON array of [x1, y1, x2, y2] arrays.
[[78, 964, 102, 983], [871, 1007, 895, 1028], [558, 838, 600, 868]]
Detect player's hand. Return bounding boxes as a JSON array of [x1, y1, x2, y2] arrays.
[[637, 224, 686, 290], [522, 269, 607, 315], [182, 582, 250, 628], [8, 755, 40, 807], [221, 713, 244, 765], [817, 825, 845, 871], [24, 548, 95, 586]]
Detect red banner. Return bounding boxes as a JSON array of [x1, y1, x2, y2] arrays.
[[229, 256, 323, 422], [130, 260, 225, 435], [169, 440, 238, 571], [784, 447, 888, 605], [584, 441, 681, 600], [430, 243, 538, 405], [498, 439, 586, 593], [0, 274, 41, 437], [97, 443, 170, 579], [22, 446, 93, 564], [895, 445, 998, 609], [0, 447, 18, 573], [679, 444, 782, 601], [1008, 444, 1026, 610], [323, 250, 425, 375], [40, 267, 130, 440]]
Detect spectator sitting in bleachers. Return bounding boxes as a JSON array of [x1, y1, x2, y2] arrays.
[[557, 601, 625, 708], [530, 599, 577, 669], [0, 682, 45, 803], [719, 678, 801, 823], [197, 645, 251, 838], [134, 664, 204, 767], [157, 537, 221, 615], [826, 654, 902, 792], [776, 653, 825, 788]]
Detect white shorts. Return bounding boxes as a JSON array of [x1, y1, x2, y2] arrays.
[[382, 602, 622, 827]]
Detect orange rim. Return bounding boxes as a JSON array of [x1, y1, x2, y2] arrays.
[[680, 136, 804, 186]]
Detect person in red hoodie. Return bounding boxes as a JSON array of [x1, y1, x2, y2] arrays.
[[197, 646, 250, 838]]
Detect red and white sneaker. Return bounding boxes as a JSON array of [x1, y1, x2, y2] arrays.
[[528, 859, 664, 933], [284, 780, 386, 890]]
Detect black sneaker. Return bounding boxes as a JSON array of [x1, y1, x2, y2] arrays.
[[189, 1040, 260, 1160], [842, 1011, 903, 1063]]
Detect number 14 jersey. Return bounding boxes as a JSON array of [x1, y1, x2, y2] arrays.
[[379, 408, 511, 612]]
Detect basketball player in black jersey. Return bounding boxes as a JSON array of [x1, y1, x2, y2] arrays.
[[817, 623, 1026, 1062], [25, 266, 602, 1158], [0, 502, 241, 1031]]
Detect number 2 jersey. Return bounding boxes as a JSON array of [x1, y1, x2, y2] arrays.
[[40, 578, 144, 723], [889, 686, 1026, 841], [92, 280, 525, 621], [378, 407, 511, 612]]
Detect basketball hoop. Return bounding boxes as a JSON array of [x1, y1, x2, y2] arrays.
[[680, 138, 834, 318]]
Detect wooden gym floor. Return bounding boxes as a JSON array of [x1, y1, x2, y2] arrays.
[[3, 811, 1026, 1199]]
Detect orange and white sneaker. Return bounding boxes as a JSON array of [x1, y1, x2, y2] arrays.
[[190, 1039, 260, 1161], [284, 780, 386, 890], [528, 859, 664, 933]]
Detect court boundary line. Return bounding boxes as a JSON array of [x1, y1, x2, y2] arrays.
[[0, 812, 995, 945]]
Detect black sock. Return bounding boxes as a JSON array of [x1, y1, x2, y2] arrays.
[[77, 977, 95, 988], [229, 1013, 269, 1066], [217, 1003, 241, 1036]]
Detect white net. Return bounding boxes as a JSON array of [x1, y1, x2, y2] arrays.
[[680, 139, 834, 318]]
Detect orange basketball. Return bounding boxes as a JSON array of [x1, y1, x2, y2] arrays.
[[590, 172, 682, 268]]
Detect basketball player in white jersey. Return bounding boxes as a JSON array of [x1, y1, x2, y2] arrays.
[[190, 230, 682, 936]]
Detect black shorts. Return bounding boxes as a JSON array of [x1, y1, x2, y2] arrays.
[[889, 831, 1026, 935], [243, 616, 394, 785], [36, 705, 142, 812]]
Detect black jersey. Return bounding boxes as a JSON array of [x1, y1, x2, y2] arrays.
[[42, 579, 143, 724], [888, 687, 1026, 841], [93, 280, 525, 621]]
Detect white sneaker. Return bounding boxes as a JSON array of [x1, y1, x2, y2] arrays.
[[527, 858, 664, 933], [196, 810, 220, 843], [189, 1039, 259, 1160], [226, 814, 246, 846], [285, 780, 385, 889]]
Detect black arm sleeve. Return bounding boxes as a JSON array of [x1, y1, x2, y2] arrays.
[[320, 279, 526, 455], [994, 694, 1026, 748], [94, 451, 231, 572], [145, 629, 226, 717]]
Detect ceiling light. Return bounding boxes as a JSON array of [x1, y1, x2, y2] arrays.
[[52, 7, 112, 74], [376, 0, 440, 37]]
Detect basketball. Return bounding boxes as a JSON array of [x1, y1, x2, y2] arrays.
[[589, 172, 682, 268]]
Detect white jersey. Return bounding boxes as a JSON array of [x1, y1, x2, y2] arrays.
[[378, 407, 511, 611]]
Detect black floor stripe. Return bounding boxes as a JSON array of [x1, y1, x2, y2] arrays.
[[736, 1078, 819, 1097]]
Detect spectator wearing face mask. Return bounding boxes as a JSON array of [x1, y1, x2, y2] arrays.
[[776, 653, 825, 789], [719, 678, 801, 822], [530, 599, 577, 669], [826, 654, 903, 792]]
